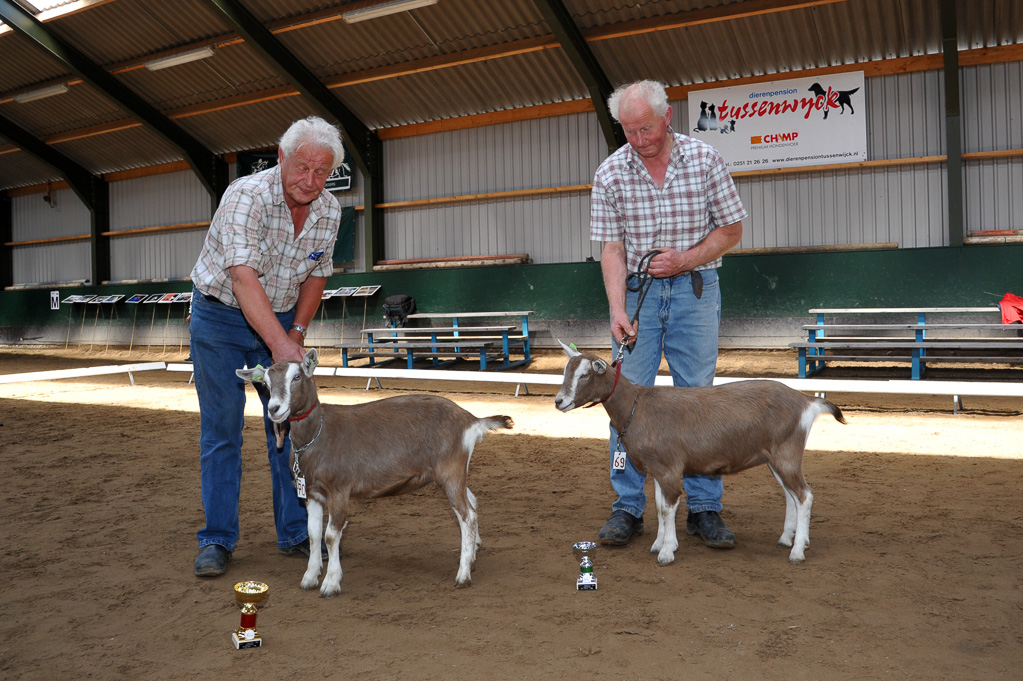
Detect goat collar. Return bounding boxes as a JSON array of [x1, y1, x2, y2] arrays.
[[584, 361, 622, 408], [288, 401, 319, 422]]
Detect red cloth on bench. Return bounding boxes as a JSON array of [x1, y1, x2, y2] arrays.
[[999, 292, 1023, 324]]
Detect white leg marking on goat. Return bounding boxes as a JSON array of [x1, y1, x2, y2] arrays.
[[301, 500, 324, 590], [320, 517, 346, 597], [452, 505, 476, 587], [789, 489, 813, 563], [466, 488, 481, 556], [651, 480, 680, 565], [768, 464, 798, 548]]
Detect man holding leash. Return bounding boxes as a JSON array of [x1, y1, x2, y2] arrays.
[[590, 81, 747, 548], [190, 116, 344, 577]]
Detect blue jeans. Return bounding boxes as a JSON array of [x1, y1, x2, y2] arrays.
[[608, 269, 724, 518], [189, 288, 309, 552]]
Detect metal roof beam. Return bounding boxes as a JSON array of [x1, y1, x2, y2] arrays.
[[0, 0, 227, 202], [205, 0, 380, 179], [532, 0, 624, 152], [0, 114, 110, 283], [206, 0, 385, 266], [0, 114, 99, 210]]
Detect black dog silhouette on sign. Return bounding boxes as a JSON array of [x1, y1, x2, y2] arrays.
[[807, 82, 859, 120]]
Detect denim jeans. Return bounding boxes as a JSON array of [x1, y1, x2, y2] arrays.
[[608, 269, 724, 519], [189, 288, 309, 552]]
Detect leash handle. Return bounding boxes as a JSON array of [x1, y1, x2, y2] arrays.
[[613, 335, 629, 365]]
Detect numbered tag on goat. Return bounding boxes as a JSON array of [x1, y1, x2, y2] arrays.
[[612, 445, 627, 471]]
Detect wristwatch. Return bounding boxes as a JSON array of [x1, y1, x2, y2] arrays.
[[290, 324, 307, 336]]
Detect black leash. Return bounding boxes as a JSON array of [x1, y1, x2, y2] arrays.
[[625, 249, 659, 330]]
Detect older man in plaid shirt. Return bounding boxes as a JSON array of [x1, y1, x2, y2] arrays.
[[190, 116, 344, 577], [591, 81, 747, 549]]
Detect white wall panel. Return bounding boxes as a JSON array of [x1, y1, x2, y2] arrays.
[[382, 112, 606, 264], [12, 242, 91, 284], [11, 189, 92, 285], [109, 171, 212, 230], [964, 158, 1023, 231], [961, 61, 1023, 153], [12, 188, 90, 240]]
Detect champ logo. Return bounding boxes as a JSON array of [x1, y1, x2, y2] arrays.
[[751, 132, 799, 145]]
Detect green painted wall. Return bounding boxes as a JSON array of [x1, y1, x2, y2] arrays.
[[1, 244, 1018, 338]]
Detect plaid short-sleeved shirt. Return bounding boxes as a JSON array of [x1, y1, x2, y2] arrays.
[[191, 164, 341, 312], [590, 129, 747, 272]]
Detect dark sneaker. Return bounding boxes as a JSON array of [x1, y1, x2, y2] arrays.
[[686, 511, 736, 549], [194, 544, 231, 577], [598, 509, 644, 546], [279, 538, 332, 559]]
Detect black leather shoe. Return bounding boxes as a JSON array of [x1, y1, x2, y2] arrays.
[[279, 538, 333, 559], [686, 511, 736, 549], [194, 544, 231, 577], [598, 509, 644, 546]]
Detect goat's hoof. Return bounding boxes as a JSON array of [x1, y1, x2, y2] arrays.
[[454, 578, 472, 589], [319, 583, 341, 597], [788, 554, 806, 564], [656, 552, 676, 566], [778, 537, 794, 548], [300, 576, 320, 590]]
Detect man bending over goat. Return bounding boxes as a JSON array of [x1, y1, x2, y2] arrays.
[[555, 343, 846, 565], [238, 349, 513, 595]]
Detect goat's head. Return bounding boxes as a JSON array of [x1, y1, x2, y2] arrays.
[[553, 340, 611, 412], [236, 348, 319, 423]]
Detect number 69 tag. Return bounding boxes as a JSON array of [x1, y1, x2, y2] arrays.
[[612, 448, 627, 471]]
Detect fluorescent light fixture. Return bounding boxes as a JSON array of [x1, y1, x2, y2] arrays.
[[145, 46, 215, 71], [342, 0, 438, 23], [13, 83, 69, 104]]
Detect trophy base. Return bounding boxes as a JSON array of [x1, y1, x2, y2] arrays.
[[232, 631, 263, 649], [576, 574, 597, 591]]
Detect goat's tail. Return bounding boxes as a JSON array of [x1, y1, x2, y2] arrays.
[[480, 415, 514, 431], [820, 399, 848, 425]]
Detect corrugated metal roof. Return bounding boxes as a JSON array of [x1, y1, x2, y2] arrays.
[[1, 0, 1020, 190]]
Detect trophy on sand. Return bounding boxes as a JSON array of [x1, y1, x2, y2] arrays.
[[573, 541, 598, 591], [232, 581, 269, 649]]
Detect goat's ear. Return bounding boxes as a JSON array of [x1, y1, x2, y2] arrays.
[[592, 358, 608, 374], [301, 348, 319, 377], [236, 364, 265, 383], [558, 339, 581, 357]]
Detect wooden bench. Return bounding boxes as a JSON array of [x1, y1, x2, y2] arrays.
[[335, 310, 534, 370], [790, 307, 1022, 379]]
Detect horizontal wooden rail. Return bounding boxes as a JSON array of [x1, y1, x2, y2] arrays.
[[100, 221, 210, 237], [5, 221, 210, 247], [4, 234, 91, 247], [375, 184, 591, 210]]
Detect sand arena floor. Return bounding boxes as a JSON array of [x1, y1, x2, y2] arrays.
[[1, 347, 1021, 681]]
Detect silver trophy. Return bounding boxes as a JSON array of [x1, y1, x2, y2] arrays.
[[573, 541, 598, 590]]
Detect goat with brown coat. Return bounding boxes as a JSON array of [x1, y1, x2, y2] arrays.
[[237, 349, 513, 595], [554, 342, 846, 565]]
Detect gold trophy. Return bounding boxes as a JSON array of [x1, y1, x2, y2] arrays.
[[232, 581, 269, 649]]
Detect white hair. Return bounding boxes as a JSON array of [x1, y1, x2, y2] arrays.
[[608, 80, 670, 121], [278, 116, 345, 169]]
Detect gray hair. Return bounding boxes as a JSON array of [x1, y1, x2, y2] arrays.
[[278, 116, 345, 169], [608, 80, 670, 121]]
